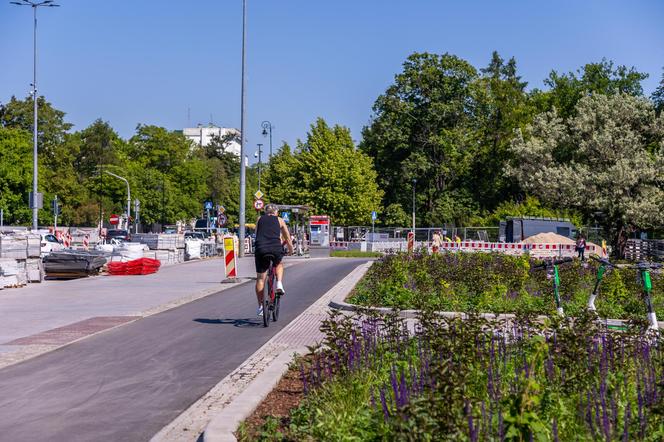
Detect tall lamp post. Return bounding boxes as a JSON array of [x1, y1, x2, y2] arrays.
[[254, 143, 263, 191], [238, 0, 248, 257], [261, 121, 273, 159], [11, 0, 60, 230], [105, 171, 131, 231]]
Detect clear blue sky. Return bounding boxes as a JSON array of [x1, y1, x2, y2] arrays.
[[1, 0, 663, 155]]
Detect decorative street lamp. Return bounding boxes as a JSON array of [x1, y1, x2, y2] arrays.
[[11, 0, 60, 230], [261, 120, 273, 159]]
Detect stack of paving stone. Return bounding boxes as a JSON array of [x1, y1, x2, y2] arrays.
[[133, 233, 186, 266], [0, 232, 42, 288]]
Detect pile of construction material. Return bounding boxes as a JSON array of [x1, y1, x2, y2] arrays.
[[43, 250, 108, 279], [184, 238, 218, 260], [69, 228, 101, 250], [625, 239, 664, 261], [0, 232, 43, 289], [132, 233, 186, 266]]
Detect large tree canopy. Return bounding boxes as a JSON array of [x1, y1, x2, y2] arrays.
[[361, 52, 478, 226], [265, 118, 383, 225], [509, 93, 664, 255]]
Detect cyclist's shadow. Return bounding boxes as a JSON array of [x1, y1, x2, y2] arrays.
[[194, 318, 262, 328]]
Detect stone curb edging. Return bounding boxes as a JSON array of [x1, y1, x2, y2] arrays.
[[202, 348, 303, 442], [195, 262, 371, 442], [328, 264, 664, 329]]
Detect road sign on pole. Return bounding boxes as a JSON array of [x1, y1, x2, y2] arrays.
[[253, 199, 264, 210], [281, 212, 290, 223], [218, 213, 227, 226], [109, 214, 120, 225], [254, 190, 264, 200], [204, 201, 213, 210]]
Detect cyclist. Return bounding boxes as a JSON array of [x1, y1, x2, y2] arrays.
[[254, 204, 294, 316]]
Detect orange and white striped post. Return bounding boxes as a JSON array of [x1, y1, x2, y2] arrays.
[[222, 235, 238, 283]]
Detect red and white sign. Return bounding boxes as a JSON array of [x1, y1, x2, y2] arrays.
[[253, 199, 264, 210], [109, 214, 120, 225], [309, 215, 330, 226]]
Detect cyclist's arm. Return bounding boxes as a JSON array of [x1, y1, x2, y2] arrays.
[[279, 218, 294, 254]]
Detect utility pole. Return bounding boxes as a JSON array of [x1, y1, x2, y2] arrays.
[[11, 0, 60, 230], [238, 0, 248, 257], [412, 179, 416, 233]]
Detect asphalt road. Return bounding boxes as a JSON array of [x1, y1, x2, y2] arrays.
[[0, 258, 366, 442]]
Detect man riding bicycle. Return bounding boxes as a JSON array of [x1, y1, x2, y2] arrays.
[[254, 204, 294, 316]]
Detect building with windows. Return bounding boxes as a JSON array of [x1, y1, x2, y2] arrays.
[[182, 124, 241, 156]]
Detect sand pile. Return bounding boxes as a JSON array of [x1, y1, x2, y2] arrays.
[[520, 232, 576, 244]]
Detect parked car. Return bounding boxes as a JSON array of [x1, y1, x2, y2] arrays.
[[41, 232, 65, 256], [106, 229, 131, 243], [184, 231, 206, 241]]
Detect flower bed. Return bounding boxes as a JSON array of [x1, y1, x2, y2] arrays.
[[348, 252, 664, 320], [242, 311, 664, 440]]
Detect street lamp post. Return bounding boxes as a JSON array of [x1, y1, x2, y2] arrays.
[[238, 0, 248, 257], [105, 171, 131, 231], [261, 121, 273, 159], [11, 0, 60, 230], [255, 143, 263, 191]]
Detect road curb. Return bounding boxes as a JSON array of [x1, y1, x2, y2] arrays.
[[157, 260, 372, 442]]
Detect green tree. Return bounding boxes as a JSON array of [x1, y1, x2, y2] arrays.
[[470, 51, 534, 210], [361, 52, 478, 225], [509, 94, 664, 256], [0, 95, 73, 160], [532, 59, 649, 118], [0, 128, 33, 224], [652, 68, 664, 116], [267, 119, 383, 225]]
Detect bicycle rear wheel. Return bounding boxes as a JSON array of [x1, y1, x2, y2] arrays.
[[262, 263, 275, 327]]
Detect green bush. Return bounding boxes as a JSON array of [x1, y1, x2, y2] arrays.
[[348, 252, 664, 319]]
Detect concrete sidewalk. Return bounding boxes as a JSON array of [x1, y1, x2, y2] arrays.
[[0, 256, 275, 368]]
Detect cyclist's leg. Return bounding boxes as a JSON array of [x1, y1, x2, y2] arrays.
[[255, 253, 270, 306], [274, 253, 285, 293], [255, 272, 267, 306]]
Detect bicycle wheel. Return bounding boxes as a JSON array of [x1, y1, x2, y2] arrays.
[[262, 263, 275, 327]]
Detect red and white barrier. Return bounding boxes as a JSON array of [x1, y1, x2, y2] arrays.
[[430, 241, 598, 258]]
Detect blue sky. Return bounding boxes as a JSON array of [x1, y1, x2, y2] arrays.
[[1, 0, 663, 156]]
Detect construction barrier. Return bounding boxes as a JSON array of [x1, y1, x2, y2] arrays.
[[223, 236, 238, 281]]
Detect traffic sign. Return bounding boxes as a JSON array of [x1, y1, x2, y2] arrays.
[[109, 214, 120, 225], [218, 213, 228, 226], [371, 211, 377, 221], [204, 201, 213, 210], [218, 205, 225, 214], [254, 190, 264, 200], [253, 199, 265, 210], [281, 212, 290, 223]]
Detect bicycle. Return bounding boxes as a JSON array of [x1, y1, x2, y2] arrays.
[[261, 253, 281, 327]]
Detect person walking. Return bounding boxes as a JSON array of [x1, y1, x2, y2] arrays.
[[576, 233, 586, 261]]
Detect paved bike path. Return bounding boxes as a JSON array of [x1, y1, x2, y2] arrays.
[[0, 258, 366, 442]]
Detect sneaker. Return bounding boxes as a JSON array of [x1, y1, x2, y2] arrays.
[[256, 305, 264, 317], [276, 280, 285, 295]]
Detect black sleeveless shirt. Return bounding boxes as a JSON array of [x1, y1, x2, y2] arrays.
[[255, 215, 282, 253]]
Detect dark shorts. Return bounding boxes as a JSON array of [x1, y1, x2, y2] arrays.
[[255, 250, 283, 274]]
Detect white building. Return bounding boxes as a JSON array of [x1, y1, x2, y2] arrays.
[[183, 125, 241, 156]]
